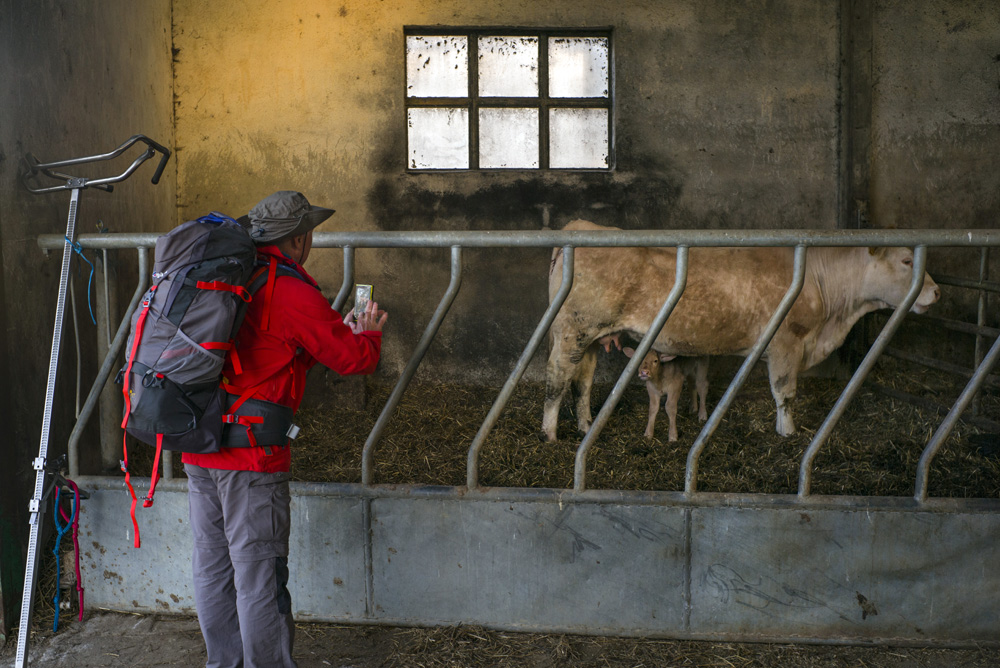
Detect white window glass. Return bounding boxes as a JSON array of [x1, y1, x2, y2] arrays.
[[408, 108, 469, 169], [479, 108, 539, 168], [548, 37, 609, 99], [549, 108, 608, 169], [406, 35, 468, 98], [478, 36, 539, 97]]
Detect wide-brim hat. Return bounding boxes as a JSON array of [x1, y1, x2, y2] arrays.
[[237, 190, 335, 244]]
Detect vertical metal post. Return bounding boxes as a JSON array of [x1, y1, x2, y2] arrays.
[[16, 187, 81, 668], [972, 247, 989, 416], [574, 246, 689, 493], [915, 330, 1000, 502], [799, 246, 928, 497], [98, 249, 123, 471], [68, 248, 148, 477], [332, 246, 355, 314], [468, 246, 574, 489], [685, 245, 807, 495]]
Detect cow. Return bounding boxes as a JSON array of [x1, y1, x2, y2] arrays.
[[622, 347, 710, 442], [542, 219, 940, 441]]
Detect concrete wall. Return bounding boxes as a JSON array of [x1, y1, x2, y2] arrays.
[[870, 0, 1000, 323], [170, 0, 842, 383], [0, 0, 175, 635]]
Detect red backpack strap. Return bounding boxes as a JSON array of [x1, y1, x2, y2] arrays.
[[120, 285, 158, 549], [142, 434, 164, 509], [221, 380, 270, 449], [196, 279, 251, 302]]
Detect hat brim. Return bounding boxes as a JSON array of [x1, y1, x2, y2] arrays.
[[239, 205, 335, 243]]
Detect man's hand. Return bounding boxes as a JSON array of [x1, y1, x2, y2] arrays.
[[344, 299, 388, 334]]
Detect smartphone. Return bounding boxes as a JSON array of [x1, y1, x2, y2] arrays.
[[353, 284, 373, 319]]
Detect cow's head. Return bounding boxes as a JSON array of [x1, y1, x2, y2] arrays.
[[865, 247, 940, 314]]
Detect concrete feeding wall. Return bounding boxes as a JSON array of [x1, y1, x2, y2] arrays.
[[1, 0, 998, 638]]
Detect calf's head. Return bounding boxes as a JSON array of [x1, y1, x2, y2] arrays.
[[864, 247, 940, 314], [623, 346, 676, 381]]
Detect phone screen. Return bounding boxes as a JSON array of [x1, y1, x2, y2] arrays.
[[354, 284, 373, 319]]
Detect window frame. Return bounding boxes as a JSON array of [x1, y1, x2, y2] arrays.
[[404, 26, 615, 172]]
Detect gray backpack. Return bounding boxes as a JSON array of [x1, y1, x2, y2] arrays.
[[118, 212, 256, 544]]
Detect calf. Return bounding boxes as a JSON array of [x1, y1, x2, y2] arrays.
[[623, 347, 709, 441]]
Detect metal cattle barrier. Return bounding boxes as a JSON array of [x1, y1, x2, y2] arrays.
[[31, 227, 1000, 650]]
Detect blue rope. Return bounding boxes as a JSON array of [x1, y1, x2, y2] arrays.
[[65, 236, 96, 325], [52, 485, 78, 632]]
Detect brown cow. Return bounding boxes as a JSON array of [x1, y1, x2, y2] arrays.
[[622, 347, 710, 442], [543, 220, 940, 441]]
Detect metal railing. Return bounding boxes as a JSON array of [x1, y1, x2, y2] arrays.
[[39, 227, 1000, 505]]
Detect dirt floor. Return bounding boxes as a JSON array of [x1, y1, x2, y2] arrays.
[[4, 611, 1000, 668]]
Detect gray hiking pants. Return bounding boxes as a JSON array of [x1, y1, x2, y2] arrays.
[[185, 464, 297, 668]]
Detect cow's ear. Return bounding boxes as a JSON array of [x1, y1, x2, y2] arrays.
[[868, 246, 888, 258], [659, 353, 677, 363], [623, 347, 635, 358]]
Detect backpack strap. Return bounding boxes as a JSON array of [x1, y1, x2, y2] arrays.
[[119, 285, 158, 549]]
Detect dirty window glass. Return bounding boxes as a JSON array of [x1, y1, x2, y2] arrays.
[[550, 108, 608, 168], [407, 108, 469, 169], [478, 36, 539, 97], [406, 36, 468, 98], [548, 37, 609, 99], [479, 108, 539, 168], [406, 28, 612, 171]]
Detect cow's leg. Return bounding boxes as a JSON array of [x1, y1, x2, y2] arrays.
[[543, 332, 588, 442], [693, 359, 709, 422], [766, 354, 799, 436], [643, 383, 662, 439], [572, 344, 599, 435]]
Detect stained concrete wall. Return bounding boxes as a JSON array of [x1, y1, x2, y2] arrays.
[[170, 0, 842, 383], [0, 0, 175, 635], [870, 0, 1000, 324]]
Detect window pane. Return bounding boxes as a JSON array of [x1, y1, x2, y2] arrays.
[[479, 108, 539, 169], [549, 108, 608, 169], [408, 108, 469, 169], [406, 35, 468, 98], [548, 37, 609, 98], [478, 36, 539, 97]]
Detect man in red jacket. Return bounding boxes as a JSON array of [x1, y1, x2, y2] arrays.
[[182, 191, 386, 668]]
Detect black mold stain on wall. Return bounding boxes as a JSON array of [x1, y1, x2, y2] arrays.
[[364, 134, 686, 379]]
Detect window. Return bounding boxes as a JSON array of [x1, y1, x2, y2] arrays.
[[405, 28, 613, 171]]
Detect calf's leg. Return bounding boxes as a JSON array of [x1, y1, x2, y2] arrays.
[[643, 382, 662, 439]]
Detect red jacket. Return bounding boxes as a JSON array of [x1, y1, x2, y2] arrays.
[[182, 246, 382, 473]]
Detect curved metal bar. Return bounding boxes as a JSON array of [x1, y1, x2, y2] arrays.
[[361, 246, 463, 485], [799, 246, 929, 497], [914, 329, 1000, 502], [574, 246, 690, 493], [21, 134, 171, 194], [468, 246, 575, 489], [331, 246, 355, 313], [685, 245, 808, 496], [67, 248, 149, 477]]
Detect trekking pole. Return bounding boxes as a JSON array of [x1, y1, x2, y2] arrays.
[[15, 135, 170, 668]]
